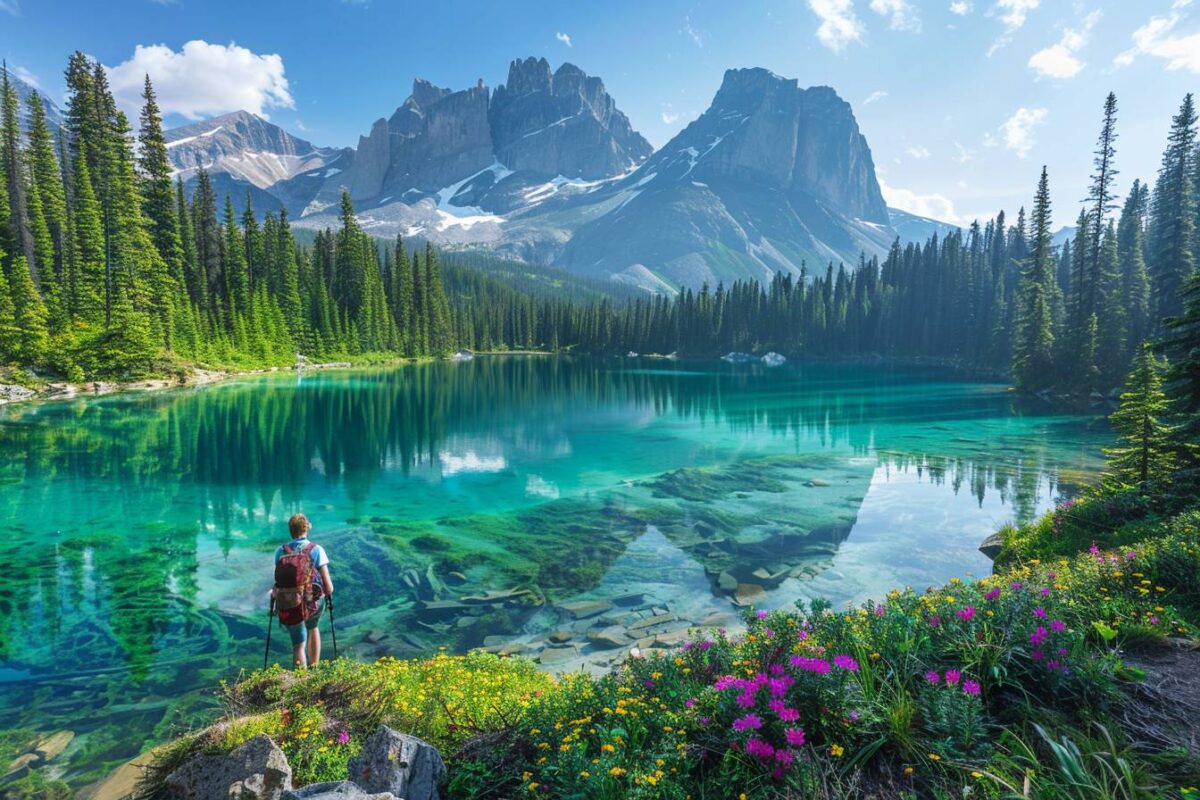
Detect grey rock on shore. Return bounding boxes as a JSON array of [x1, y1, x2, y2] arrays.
[[348, 726, 447, 800]]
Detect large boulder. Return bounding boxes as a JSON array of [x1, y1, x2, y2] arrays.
[[348, 726, 446, 800], [166, 734, 292, 800], [282, 781, 397, 800]]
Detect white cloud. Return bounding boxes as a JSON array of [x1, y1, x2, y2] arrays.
[[0, 0, 18, 15], [949, 1, 972, 15], [905, 145, 932, 159], [870, 0, 921, 31], [555, 31, 572, 48], [997, 107, 1048, 158], [994, 0, 1039, 31], [808, 0, 865, 52], [105, 40, 294, 121], [683, 15, 706, 47], [1114, 1, 1200, 75], [11, 65, 40, 89], [879, 177, 964, 224], [1028, 10, 1099, 79], [986, 0, 1039, 54], [863, 89, 889, 104], [661, 111, 681, 124], [953, 141, 976, 163]]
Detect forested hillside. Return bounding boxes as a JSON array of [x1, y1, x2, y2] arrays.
[[1, 53, 1198, 395]]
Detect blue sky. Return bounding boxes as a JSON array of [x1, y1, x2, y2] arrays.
[[3, 0, 1199, 227]]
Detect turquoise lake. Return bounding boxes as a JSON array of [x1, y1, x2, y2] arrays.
[[0, 356, 1111, 784]]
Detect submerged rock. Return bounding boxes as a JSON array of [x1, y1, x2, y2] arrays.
[[556, 599, 612, 619], [166, 734, 292, 800], [450, 350, 474, 362], [721, 352, 757, 364], [760, 352, 787, 367], [348, 726, 446, 800]]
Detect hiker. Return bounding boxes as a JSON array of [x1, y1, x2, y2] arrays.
[[272, 513, 333, 669]]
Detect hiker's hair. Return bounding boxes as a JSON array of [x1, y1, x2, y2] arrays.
[[288, 513, 310, 538]]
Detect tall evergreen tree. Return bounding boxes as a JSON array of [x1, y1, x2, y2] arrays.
[[1103, 343, 1176, 489], [1148, 94, 1196, 324], [137, 75, 183, 281], [1012, 168, 1057, 391]]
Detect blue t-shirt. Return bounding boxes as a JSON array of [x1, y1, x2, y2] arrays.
[[275, 538, 329, 590]]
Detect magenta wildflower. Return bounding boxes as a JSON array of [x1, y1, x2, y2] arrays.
[[833, 654, 860, 672], [1041, 587, 1052, 597], [337, 728, 350, 745], [756, 609, 769, 620], [736, 692, 757, 709], [1031, 649, 1044, 661], [925, 670, 940, 684], [1089, 542, 1100, 555], [714, 675, 739, 691], [685, 697, 697, 709], [944, 669, 961, 685], [732, 713, 764, 731], [1126, 550, 1137, 560], [956, 606, 976, 622], [1149, 615, 1161, 625], [769, 676, 794, 697], [1050, 619, 1066, 633], [928, 614, 941, 628], [1011, 581, 1023, 590], [962, 680, 981, 696], [1031, 626, 1048, 646], [744, 738, 774, 759], [790, 655, 831, 674], [1033, 607, 1047, 618], [1046, 660, 1061, 671], [785, 727, 807, 747], [778, 707, 801, 722], [775, 749, 794, 767], [985, 587, 1001, 601]]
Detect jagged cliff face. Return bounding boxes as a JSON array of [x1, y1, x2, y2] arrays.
[[548, 68, 894, 289], [490, 58, 652, 179], [163, 61, 905, 292], [692, 68, 888, 224]]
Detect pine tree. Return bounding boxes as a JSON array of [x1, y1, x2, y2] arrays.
[[1103, 343, 1176, 489], [1117, 180, 1151, 357], [1148, 94, 1196, 324], [137, 75, 183, 281], [1085, 92, 1119, 322], [1, 64, 35, 272], [1013, 167, 1057, 391], [25, 93, 68, 286], [7, 255, 49, 364]]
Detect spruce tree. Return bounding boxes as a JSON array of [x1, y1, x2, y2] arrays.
[[1147, 94, 1196, 324], [137, 75, 183, 281], [1085, 92, 1119, 322], [1013, 167, 1057, 391], [7, 255, 49, 364], [1103, 343, 1176, 489], [1117, 180, 1151, 357], [1, 64, 35, 272]]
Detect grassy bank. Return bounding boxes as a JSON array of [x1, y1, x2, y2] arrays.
[[107, 489, 1200, 800]]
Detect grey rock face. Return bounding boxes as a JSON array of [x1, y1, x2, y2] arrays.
[[347, 726, 447, 800], [282, 781, 397, 800], [490, 57, 653, 179], [165, 734, 292, 800]]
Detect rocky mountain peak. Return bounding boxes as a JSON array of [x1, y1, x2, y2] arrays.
[[490, 58, 652, 180], [504, 57, 554, 96], [409, 78, 452, 110]]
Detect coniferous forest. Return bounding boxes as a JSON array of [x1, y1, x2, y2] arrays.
[[1, 54, 1199, 404]]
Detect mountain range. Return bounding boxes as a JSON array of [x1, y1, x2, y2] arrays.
[[5, 60, 958, 293]]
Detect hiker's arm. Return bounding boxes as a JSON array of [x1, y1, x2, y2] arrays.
[[320, 565, 333, 596]]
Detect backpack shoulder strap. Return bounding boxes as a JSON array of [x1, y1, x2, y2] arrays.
[[281, 543, 295, 556], [302, 542, 316, 556]]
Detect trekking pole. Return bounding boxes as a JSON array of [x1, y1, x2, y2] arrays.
[[326, 595, 339, 660], [264, 596, 275, 670]]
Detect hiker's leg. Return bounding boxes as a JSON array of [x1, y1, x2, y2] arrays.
[[287, 623, 308, 669], [307, 626, 321, 667]]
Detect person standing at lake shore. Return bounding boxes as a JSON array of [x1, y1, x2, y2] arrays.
[[273, 514, 334, 669]]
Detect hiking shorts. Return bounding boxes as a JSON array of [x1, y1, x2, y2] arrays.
[[284, 605, 323, 646]]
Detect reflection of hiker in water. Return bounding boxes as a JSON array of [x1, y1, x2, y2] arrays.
[[272, 514, 333, 669]]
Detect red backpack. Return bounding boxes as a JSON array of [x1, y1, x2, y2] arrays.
[[275, 542, 319, 626]]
